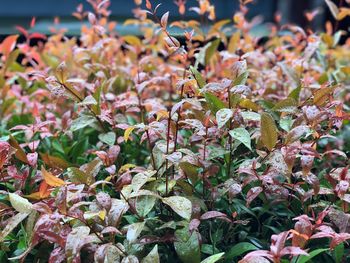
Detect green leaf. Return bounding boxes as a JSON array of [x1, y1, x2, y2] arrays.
[[131, 171, 156, 192], [70, 115, 96, 131], [174, 227, 201, 263], [205, 92, 227, 115], [5, 49, 21, 70], [201, 252, 225, 263], [288, 85, 302, 101], [233, 72, 248, 86], [279, 116, 294, 132], [201, 244, 221, 255], [216, 108, 233, 129], [225, 242, 259, 260], [136, 195, 157, 217], [190, 66, 207, 89], [229, 128, 252, 150], [205, 39, 220, 65], [67, 167, 95, 186], [334, 243, 344, 263], [240, 111, 261, 121], [296, 248, 328, 263], [142, 245, 160, 263], [78, 95, 97, 106], [9, 193, 32, 213], [126, 222, 145, 243], [272, 97, 298, 113], [179, 162, 199, 184], [92, 85, 102, 114], [162, 196, 192, 220], [98, 132, 116, 146], [207, 145, 229, 160], [260, 112, 278, 151]]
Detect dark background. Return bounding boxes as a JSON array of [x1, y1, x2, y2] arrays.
[[0, 0, 348, 35]]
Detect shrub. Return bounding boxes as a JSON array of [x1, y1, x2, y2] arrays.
[[0, 0, 350, 262]]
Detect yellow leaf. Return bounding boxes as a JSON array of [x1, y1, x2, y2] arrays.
[[228, 31, 241, 53], [156, 110, 169, 121], [123, 35, 141, 47], [55, 62, 68, 83], [260, 113, 278, 151], [338, 7, 350, 20], [239, 99, 259, 112], [123, 19, 139, 26], [41, 166, 65, 187], [98, 210, 106, 220], [341, 66, 350, 75], [119, 163, 136, 174], [124, 127, 135, 142]]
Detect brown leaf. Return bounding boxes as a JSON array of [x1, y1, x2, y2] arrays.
[[260, 113, 278, 151]]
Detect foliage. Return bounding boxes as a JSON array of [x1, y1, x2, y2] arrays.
[[0, 0, 350, 262]]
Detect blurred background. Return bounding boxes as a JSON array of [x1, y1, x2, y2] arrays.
[[0, 0, 348, 36]]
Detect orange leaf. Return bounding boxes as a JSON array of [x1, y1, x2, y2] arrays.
[[39, 181, 51, 198], [25, 182, 51, 200], [41, 166, 65, 187], [1, 35, 18, 57]]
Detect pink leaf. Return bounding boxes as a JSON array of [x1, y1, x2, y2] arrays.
[[280, 246, 308, 257], [189, 219, 200, 232], [246, 186, 263, 207], [161, 11, 169, 28], [200, 211, 231, 222]]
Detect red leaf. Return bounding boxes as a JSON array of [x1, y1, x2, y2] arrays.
[[146, 0, 152, 9], [30, 17, 36, 28], [29, 33, 47, 40], [1, 35, 19, 57], [15, 26, 28, 37], [32, 214, 66, 248]]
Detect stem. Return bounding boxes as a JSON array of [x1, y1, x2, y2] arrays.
[[203, 126, 209, 197], [165, 110, 172, 196], [227, 86, 233, 178], [173, 68, 187, 152]]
